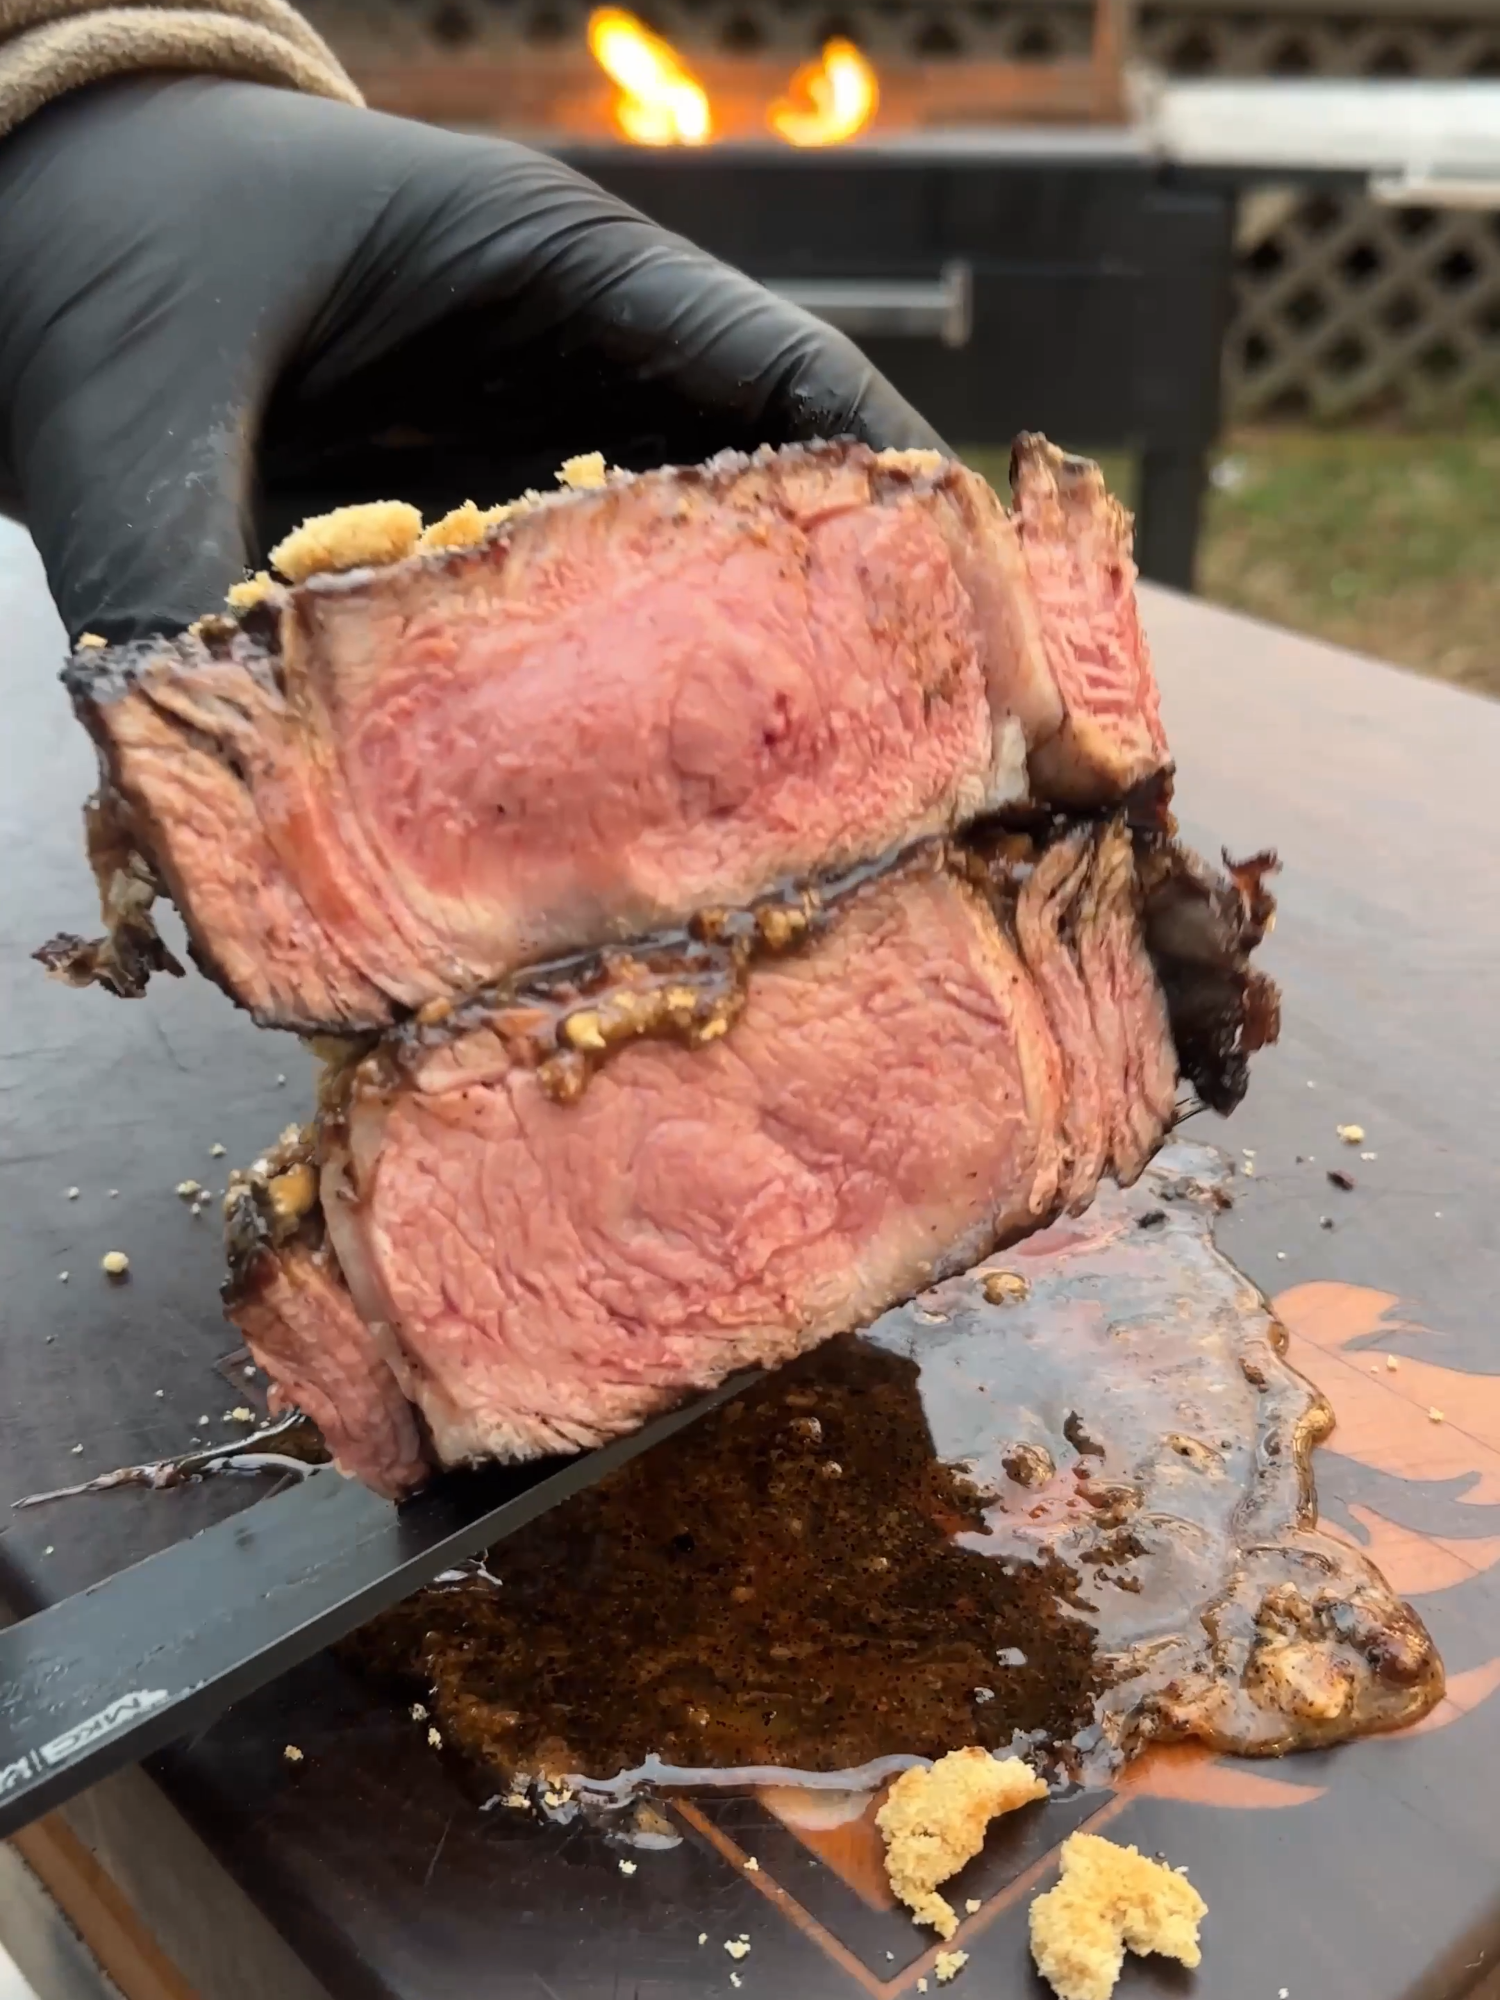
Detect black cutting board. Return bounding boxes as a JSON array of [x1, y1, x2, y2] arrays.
[[4, 524, 1500, 1998]]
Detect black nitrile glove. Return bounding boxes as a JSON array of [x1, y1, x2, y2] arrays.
[[0, 74, 944, 644]]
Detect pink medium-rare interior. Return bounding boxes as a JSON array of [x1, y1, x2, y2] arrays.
[[331, 866, 1066, 1466], [78, 441, 1170, 1032], [232, 1238, 429, 1495], [1011, 438, 1168, 806], [295, 471, 1012, 985], [229, 826, 1186, 1493], [101, 659, 393, 1025]]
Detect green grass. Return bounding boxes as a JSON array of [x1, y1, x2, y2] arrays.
[[967, 430, 1500, 699]]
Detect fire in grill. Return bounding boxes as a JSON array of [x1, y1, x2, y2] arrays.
[[312, 0, 1131, 145]]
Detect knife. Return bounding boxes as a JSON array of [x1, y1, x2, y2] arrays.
[[0, 1372, 755, 1838]]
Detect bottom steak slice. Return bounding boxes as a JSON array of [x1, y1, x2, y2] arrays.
[[226, 830, 1272, 1497]]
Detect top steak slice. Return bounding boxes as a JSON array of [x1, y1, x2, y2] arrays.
[[47, 437, 1168, 1032]]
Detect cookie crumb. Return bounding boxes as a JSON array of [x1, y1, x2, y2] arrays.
[[558, 451, 609, 491], [1029, 1832, 1205, 2000], [619, 1859, 637, 1875], [1430, 1408, 1445, 1424], [270, 501, 422, 583], [283, 1745, 304, 1763], [101, 1251, 129, 1276], [965, 1899, 982, 1914], [427, 1726, 443, 1748], [725, 1940, 751, 1960], [744, 1856, 760, 1871], [1336, 1123, 1364, 1145], [878, 1749, 1046, 1938], [410, 1702, 428, 1721]]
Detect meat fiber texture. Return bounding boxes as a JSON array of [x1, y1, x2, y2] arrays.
[[43, 435, 1275, 1501], [50, 437, 1166, 1032], [221, 824, 1274, 1501]]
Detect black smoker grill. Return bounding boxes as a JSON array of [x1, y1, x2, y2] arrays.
[[556, 134, 1234, 589], [317, 2, 1235, 588]]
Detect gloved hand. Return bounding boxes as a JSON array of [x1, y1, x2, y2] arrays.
[[0, 74, 944, 644]]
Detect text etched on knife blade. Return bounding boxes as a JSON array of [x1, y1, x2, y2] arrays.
[[0, 1688, 174, 1796]]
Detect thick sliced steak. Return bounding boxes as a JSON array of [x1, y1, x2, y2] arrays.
[[47, 439, 1166, 1031], [224, 830, 1274, 1497]]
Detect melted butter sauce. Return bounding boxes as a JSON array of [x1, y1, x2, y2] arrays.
[[347, 1143, 1443, 1805]]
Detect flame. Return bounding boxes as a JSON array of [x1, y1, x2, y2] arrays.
[[587, 7, 712, 146], [768, 39, 879, 147]]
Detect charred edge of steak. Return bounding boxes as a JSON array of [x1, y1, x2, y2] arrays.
[[48, 639, 290, 1010], [1137, 839, 1281, 1116], [964, 815, 1281, 1118], [223, 1124, 322, 1304], [33, 787, 184, 998], [369, 815, 1276, 1121]]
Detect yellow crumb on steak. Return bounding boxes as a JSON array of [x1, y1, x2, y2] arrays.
[[1028, 1833, 1206, 2000], [416, 499, 531, 553], [269, 501, 423, 583], [558, 450, 608, 490], [226, 570, 274, 610], [877, 1749, 1047, 1939], [876, 447, 948, 478]]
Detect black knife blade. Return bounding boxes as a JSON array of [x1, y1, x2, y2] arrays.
[[0, 1372, 756, 1837]]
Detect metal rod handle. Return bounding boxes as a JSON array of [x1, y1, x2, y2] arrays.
[[766, 262, 973, 347]]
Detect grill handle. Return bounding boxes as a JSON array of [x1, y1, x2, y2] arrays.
[[765, 262, 973, 348]]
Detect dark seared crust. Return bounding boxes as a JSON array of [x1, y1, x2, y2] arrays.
[[33, 785, 183, 998], [54, 629, 351, 1024], [1137, 839, 1281, 1115], [371, 840, 951, 1104]]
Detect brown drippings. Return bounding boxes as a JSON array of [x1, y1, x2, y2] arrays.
[[345, 1337, 1104, 1782], [347, 1144, 1442, 1790]]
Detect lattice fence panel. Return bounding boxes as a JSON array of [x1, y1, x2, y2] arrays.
[[1140, 7, 1500, 79], [313, 1, 1500, 69], [1230, 195, 1500, 417]]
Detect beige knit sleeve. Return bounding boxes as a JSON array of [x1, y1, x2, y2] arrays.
[[0, 0, 363, 141]]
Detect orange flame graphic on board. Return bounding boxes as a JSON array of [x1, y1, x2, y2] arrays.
[[1124, 1281, 1500, 1810], [665, 1285, 1500, 1996]]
